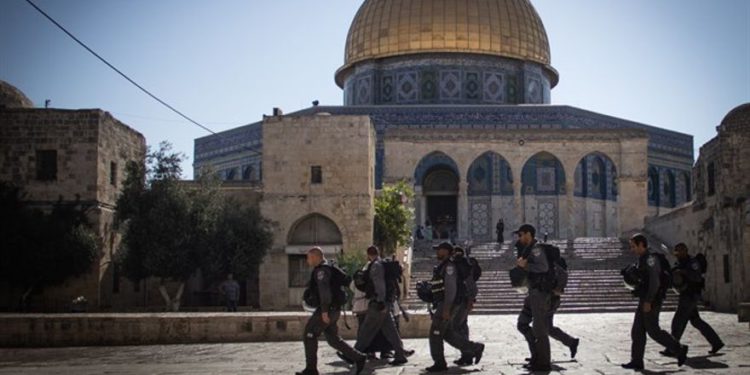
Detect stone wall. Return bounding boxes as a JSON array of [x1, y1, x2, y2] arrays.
[[0, 108, 146, 312], [645, 107, 750, 312], [0, 312, 432, 347], [258, 114, 376, 309], [384, 128, 649, 239]]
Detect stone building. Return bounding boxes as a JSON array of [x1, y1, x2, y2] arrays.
[[194, 0, 695, 309], [0, 80, 147, 311], [646, 103, 750, 312]]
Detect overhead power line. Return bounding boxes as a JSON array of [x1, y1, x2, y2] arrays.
[[24, 0, 215, 134]]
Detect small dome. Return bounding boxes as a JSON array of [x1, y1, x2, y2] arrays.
[[721, 103, 750, 128], [0, 80, 34, 109]]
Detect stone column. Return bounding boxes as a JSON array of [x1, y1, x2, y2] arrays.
[[458, 181, 469, 239], [414, 186, 423, 227], [512, 167, 524, 230], [565, 180, 576, 240]]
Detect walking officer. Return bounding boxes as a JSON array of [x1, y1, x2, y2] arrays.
[[354, 246, 409, 366], [426, 242, 485, 373], [450, 246, 479, 366], [662, 243, 724, 356], [514, 224, 553, 371], [297, 247, 365, 375], [621, 234, 688, 370]]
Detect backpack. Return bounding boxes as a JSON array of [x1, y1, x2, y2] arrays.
[[693, 253, 708, 274], [652, 252, 673, 294], [305, 263, 351, 308], [363, 259, 403, 302], [454, 255, 481, 282], [541, 244, 568, 295]]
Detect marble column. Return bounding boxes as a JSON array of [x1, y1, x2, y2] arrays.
[[565, 180, 575, 240], [458, 181, 469, 239]]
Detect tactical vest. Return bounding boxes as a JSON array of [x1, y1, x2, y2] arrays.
[[674, 257, 705, 295], [635, 253, 670, 301], [430, 262, 448, 304]]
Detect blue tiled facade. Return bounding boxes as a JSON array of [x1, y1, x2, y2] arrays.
[[193, 104, 694, 208]]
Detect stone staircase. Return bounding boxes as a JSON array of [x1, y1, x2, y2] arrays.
[[406, 237, 679, 314]]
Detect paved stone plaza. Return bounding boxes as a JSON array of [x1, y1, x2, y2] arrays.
[[0, 312, 747, 374]]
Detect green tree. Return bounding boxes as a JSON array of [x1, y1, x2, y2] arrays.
[[116, 142, 274, 311], [0, 183, 98, 311], [115, 142, 213, 311], [202, 197, 274, 284], [373, 180, 415, 256]]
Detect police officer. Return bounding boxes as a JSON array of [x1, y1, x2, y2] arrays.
[[514, 224, 553, 371], [297, 247, 365, 375], [426, 242, 485, 373], [621, 234, 688, 370], [451, 246, 478, 366], [661, 243, 723, 356], [354, 246, 409, 366], [515, 232, 580, 366]]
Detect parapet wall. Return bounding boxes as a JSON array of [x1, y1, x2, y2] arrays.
[[0, 311, 431, 347]]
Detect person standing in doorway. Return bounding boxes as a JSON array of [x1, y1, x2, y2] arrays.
[[496, 219, 505, 245], [219, 273, 240, 312]]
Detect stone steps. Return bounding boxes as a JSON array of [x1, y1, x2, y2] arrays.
[[405, 237, 677, 314]]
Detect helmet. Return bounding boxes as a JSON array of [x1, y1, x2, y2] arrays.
[[621, 264, 642, 291], [416, 280, 434, 303], [353, 269, 368, 292]]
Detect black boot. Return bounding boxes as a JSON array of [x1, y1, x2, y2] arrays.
[[425, 363, 448, 372], [621, 361, 644, 370]]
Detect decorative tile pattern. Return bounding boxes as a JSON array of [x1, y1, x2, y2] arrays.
[[537, 199, 558, 238], [397, 72, 418, 103], [439, 71, 461, 100], [355, 75, 372, 105], [483, 72, 504, 103], [470, 198, 491, 239], [464, 72, 481, 101], [381, 75, 394, 103]]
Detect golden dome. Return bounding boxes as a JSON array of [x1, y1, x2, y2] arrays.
[[337, 0, 556, 86]]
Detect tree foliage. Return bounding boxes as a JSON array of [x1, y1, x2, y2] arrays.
[[373, 180, 415, 256], [0, 183, 98, 309], [115, 142, 273, 310]]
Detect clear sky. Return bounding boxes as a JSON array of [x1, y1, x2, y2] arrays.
[[2, 0, 748, 179]]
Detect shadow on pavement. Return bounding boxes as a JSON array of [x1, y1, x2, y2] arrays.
[[685, 354, 729, 369]]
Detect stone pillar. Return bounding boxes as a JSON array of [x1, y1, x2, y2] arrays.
[[458, 181, 469, 239], [565, 180, 576, 240], [512, 167, 524, 229], [414, 186, 423, 227]]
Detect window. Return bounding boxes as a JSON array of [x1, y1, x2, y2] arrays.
[[110, 162, 118, 186], [707, 163, 716, 196], [311, 166, 322, 184], [723, 254, 731, 283], [36, 150, 57, 181], [288, 255, 310, 287]]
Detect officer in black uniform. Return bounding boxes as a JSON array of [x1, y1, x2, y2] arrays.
[[426, 242, 485, 373], [661, 243, 724, 356], [450, 246, 478, 366], [297, 247, 365, 375], [354, 246, 409, 366], [621, 234, 688, 370], [514, 224, 552, 371], [515, 233, 579, 365]]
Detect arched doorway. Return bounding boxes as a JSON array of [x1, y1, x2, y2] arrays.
[[467, 151, 513, 241], [286, 214, 343, 306], [414, 152, 459, 240], [522, 152, 566, 239], [574, 152, 618, 236]]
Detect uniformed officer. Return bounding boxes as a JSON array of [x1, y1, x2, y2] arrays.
[[354, 246, 409, 366], [514, 224, 553, 371], [515, 232, 580, 366], [297, 247, 365, 375], [621, 234, 688, 370], [426, 242, 485, 373], [661, 243, 723, 356], [450, 246, 478, 366]]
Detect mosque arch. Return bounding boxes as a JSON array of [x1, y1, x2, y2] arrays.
[[647, 166, 661, 207], [287, 213, 343, 246], [520, 152, 565, 239], [466, 151, 513, 241], [467, 151, 513, 196], [574, 152, 618, 201], [573, 152, 619, 236], [414, 151, 460, 240], [663, 170, 677, 208], [679, 171, 692, 203]]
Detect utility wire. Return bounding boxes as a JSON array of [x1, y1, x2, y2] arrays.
[[24, 0, 215, 134]]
